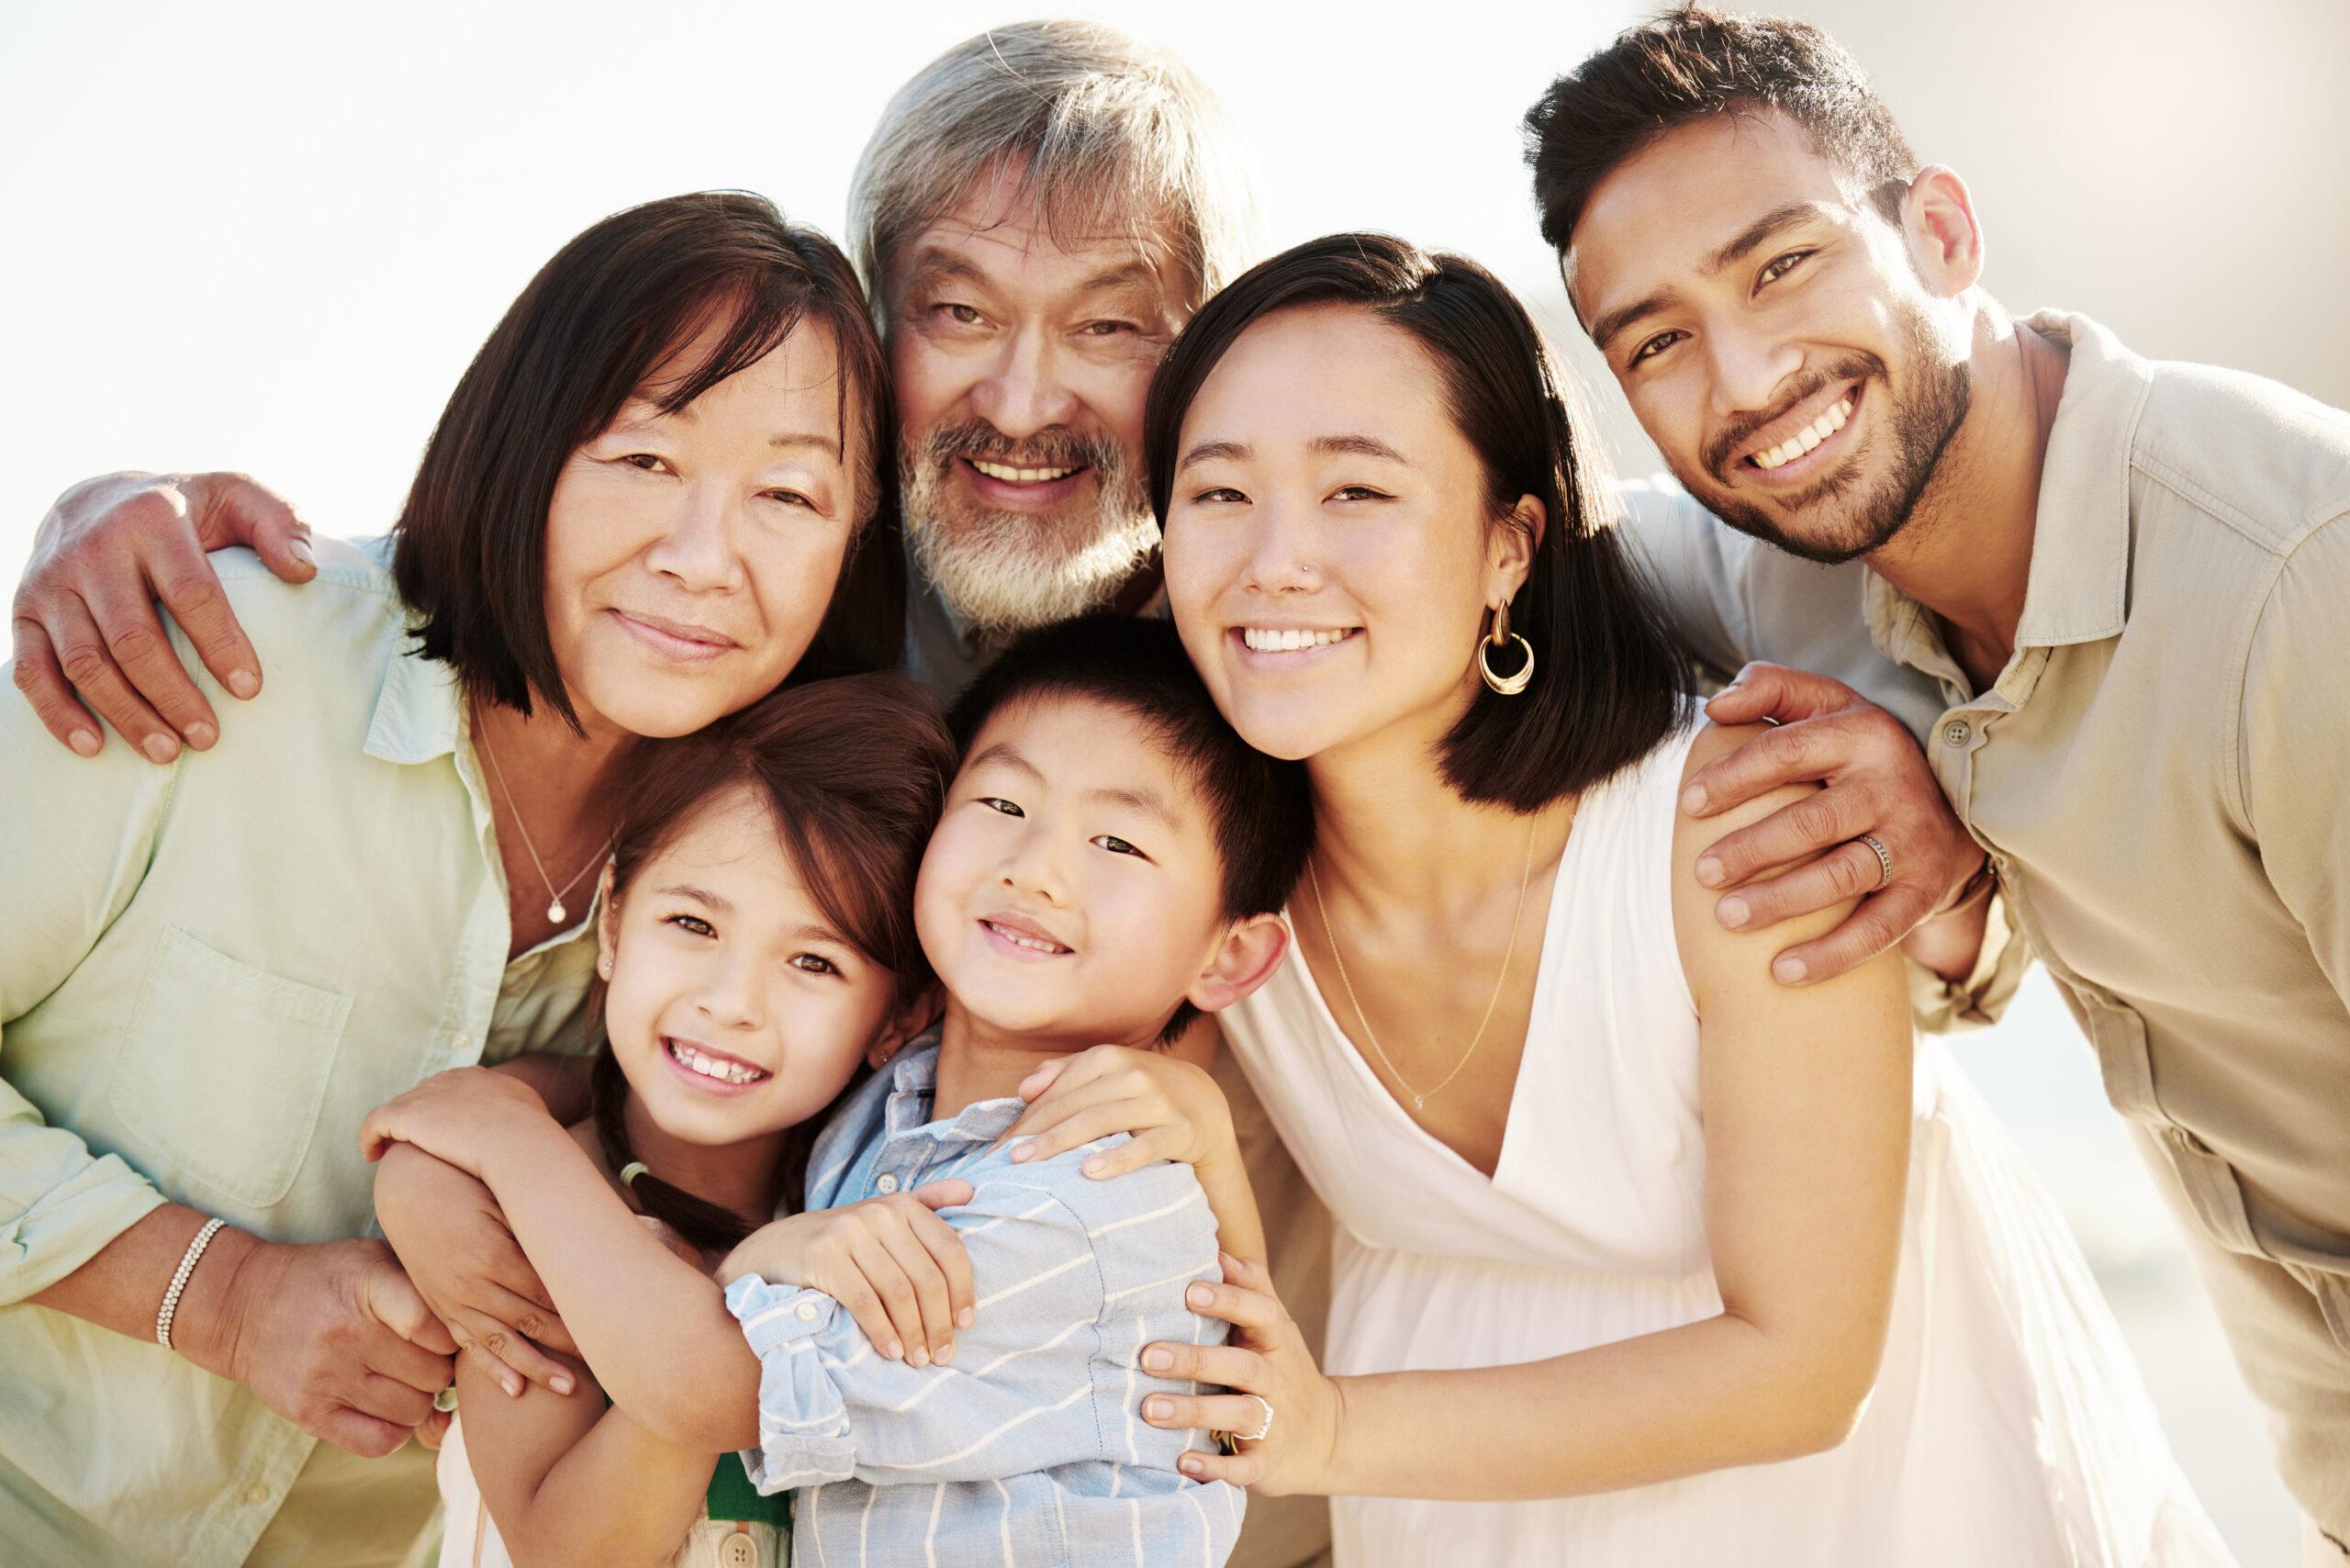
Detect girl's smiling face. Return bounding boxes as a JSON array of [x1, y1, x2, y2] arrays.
[[598, 784, 903, 1148]]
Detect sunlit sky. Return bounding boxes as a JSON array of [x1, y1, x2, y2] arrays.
[[8, 2, 2346, 1556]]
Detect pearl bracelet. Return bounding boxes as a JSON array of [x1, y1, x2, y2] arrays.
[[156, 1216, 227, 1350]]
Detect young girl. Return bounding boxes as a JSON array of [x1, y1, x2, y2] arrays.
[[372, 673, 958, 1568]]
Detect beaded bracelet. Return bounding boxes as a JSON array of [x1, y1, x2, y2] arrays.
[[156, 1216, 227, 1350]]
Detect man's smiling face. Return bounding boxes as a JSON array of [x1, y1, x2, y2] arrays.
[[1567, 107, 1972, 565], [888, 176, 1192, 633]]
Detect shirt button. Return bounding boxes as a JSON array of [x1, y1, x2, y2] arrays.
[[452, 1034, 471, 1057], [1941, 719, 1973, 748], [721, 1534, 758, 1568], [243, 1482, 270, 1506], [795, 1300, 819, 1323], [874, 1173, 900, 1195]]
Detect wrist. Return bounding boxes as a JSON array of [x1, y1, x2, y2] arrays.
[[171, 1225, 267, 1383], [1930, 853, 1995, 921]]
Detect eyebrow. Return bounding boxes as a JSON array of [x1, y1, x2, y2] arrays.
[[967, 743, 1183, 833], [1586, 200, 1829, 355], [966, 742, 1042, 781], [1174, 432, 1409, 473], [769, 431, 842, 457], [904, 249, 989, 292], [655, 883, 733, 914], [1076, 262, 1161, 299]]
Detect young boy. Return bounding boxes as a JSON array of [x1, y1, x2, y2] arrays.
[[722, 614, 1312, 1565]]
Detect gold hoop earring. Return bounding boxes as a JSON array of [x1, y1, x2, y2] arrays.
[[1479, 601, 1534, 696]]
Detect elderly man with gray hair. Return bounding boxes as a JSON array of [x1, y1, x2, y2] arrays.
[[12, 21, 1337, 1568]]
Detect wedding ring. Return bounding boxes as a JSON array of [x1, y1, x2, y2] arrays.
[[1857, 833, 1894, 891]]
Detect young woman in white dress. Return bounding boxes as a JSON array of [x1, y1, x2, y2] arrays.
[[1112, 234, 2231, 1566]]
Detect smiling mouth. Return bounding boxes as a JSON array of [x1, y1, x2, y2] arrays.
[[967, 458, 1087, 485], [1239, 626, 1359, 654], [979, 918, 1073, 957], [665, 1037, 770, 1087], [609, 610, 738, 662], [1736, 382, 1862, 481]]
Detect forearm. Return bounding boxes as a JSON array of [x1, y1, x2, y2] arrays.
[[472, 1359, 711, 1568], [1192, 1150, 1265, 1265], [28, 1203, 259, 1377], [489, 1054, 595, 1125], [479, 1125, 758, 1449], [1897, 879, 1991, 983], [1323, 1308, 1874, 1500]]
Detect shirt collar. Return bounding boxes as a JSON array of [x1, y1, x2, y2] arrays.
[[1866, 308, 2152, 670], [363, 633, 464, 766], [878, 1034, 1030, 1148]]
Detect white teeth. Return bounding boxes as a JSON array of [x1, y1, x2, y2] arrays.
[[668, 1040, 767, 1085], [970, 459, 1079, 484], [1750, 397, 1854, 471], [988, 922, 1065, 954], [1240, 627, 1356, 653]]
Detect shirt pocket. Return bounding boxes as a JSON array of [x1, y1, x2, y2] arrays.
[[109, 925, 352, 1211]]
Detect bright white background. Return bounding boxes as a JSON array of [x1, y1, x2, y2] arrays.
[[8, 3, 2346, 1559]]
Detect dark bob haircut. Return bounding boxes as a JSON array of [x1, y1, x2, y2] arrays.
[[1143, 233, 1689, 813], [946, 614, 1313, 1043], [1524, 6, 1919, 253], [593, 671, 955, 1250], [393, 191, 903, 730]]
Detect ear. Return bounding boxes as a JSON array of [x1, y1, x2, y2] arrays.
[[867, 983, 943, 1070], [1487, 494, 1546, 603], [1898, 165, 1984, 297], [593, 862, 620, 980], [1184, 913, 1292, 1015]]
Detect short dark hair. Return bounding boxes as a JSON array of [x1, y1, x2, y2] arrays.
[[1523, 6, 1918, 252], [393, 191, 904, 731], [946, 614, 1314, 1042], [594, 672, 956, 1250], [1144, 233, 1690, 814]]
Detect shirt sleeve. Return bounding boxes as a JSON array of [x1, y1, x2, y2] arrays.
[[1905, 887, 2032, 1035], [0, 679, 174, 1305], [1614, 478, 1752, 684], [2240, 511, 2350, 1009], [723, 1157, 1220, 1493]]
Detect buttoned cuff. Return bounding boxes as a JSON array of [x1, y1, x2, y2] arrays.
[[0, 1147, 169, 1305], [1907, 890, 2031, 1035], [722, 1274, 855, 1494]]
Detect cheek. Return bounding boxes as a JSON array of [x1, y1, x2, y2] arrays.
[[891, 336, 966, 434], [742, 529, 851, 674]]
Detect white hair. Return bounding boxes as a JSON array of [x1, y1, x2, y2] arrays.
[[847, 19, 1259, 315]]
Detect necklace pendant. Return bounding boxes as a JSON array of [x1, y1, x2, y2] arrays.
[[1413, 1093, 1425, 1111], [547, 898, 566, 924]]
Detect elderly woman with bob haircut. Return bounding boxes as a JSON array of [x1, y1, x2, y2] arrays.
[[0, 191, 898, 1568]]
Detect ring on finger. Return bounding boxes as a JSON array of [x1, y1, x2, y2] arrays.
[[1855, 833, 1893, 891], [1214, 1394, 1276, 1453]]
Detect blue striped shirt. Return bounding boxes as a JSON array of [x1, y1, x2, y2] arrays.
[[722, 1035, 1245, 1566]]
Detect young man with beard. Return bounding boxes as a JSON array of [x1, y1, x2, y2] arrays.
[[1527, 9, 2350, 1561]]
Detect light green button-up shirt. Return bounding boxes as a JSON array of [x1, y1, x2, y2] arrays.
[[0, 535, 599, 1568]]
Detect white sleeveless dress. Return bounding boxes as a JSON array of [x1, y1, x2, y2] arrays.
[[1219, 722, 2233, 1567]]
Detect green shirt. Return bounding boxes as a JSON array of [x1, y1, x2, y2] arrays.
[[0, 535, 600, 1567]]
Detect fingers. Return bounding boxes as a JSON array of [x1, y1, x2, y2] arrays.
[[138, 521, 262, 709], [416, 1407, 453, 1450], [44, 593, 182, 765], [9, 618, 103, 757], [360, 1262, 461, 1391], [910, 1179, 974, 1212], [868, 1213, 960, 1365], [1142, 1391, 1267, 1435], [1013, 1095, 1154, 1167], [1701, 662, 1858, 728], [460, 1293, 577, 1387], [1076, 1129, 1174, 1181], [1139, 1340, 1266, 1389], [1015, 1056, 1069, 1103], [1681, 717, 1836, 820], [185, 471, 315, 584], [1697, 781, 1867, 891], [353, 1370, 438, 1429], [312, 1405, 411, 1461], [1183, 1276, 1283, 1335], [901, 1202, 976, 1337], [1769, 883, 1934, 986], [450, 1321, 528, 1399], [1176, 1446, 1258, 1486], [1716, 842, 1886, 933]]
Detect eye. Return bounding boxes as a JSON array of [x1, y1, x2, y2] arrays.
[[760, 488, 816, 510], [979, 797, 1024, 817], [1190, 486, 1248, 505], [1628, 330, 1686, 368], [1080, 319, 1137, 337], [934, 302, 984, 326], [617, 453, 674, 473], [663, 913, 715, 937], [1757, 249, 1814, 287], [789, 953, 841, 977], [1092, 834, 1147, 859], [1330, 484, 1392, 502]]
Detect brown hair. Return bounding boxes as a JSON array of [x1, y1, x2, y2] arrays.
[[1523, 6, 1918, 252], [589, 673, 954, 1254], [394, 191, 905, 732]]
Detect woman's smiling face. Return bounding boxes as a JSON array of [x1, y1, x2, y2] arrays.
[[543, 319, 865, 740], [1160, 303, 1529, 765]]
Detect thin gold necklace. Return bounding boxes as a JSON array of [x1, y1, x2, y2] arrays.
[[1305, 814, 1540, 1113], [475, 726, 610, 926]]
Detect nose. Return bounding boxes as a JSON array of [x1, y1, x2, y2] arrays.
[[1704, 318, 1804, 427], [692, 947, 766, 1032], [967, 324, 1081, 442], [995, 819, 1069, 908], [1236, 495, 1322, 597], [641, 478, 746, 594]]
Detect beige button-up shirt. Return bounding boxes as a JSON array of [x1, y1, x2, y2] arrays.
[[1632, 310, 2350, 1538]]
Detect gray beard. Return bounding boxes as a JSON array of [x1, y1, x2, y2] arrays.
[[900, 454, 1159, 635]]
